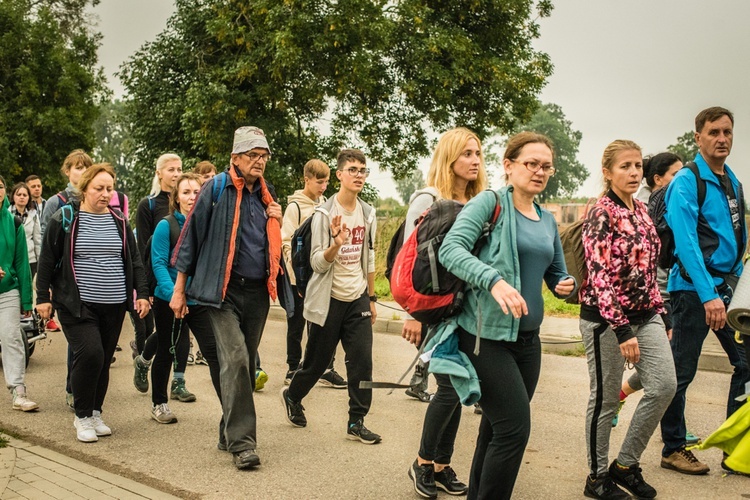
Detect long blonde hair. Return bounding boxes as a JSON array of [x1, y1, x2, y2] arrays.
[[150, 153, 182, 196], [426, 127, 488, 200]]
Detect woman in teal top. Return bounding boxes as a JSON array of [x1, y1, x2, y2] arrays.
[[439, 132, 575, 500]]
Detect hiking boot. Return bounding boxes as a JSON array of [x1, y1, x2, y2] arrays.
[[685, 431, 701, 445], [46, 319, 61, 332], [73, 416, 98, 443], [255, 369, 268, 392], [195, 351, 208, 366], [151, 403, 178, 424], [12, 388, 38, 412], [65, 392, 75, 412], [583, 473, 629, 500], [609, 461, 656, 499], [347, 419, 381, 444], [133, 355, 150, 393], [408, 459, 437, 499], [233, 449, 261, 469], [280, 387, 306, 427], [170, 378, 196, 402], [129, 340, 138, 359], [405, 388, 433, 403], [91, 410, 112, 436], [434, 465, 468, 495], [318, 369, 347, 389], [660, 447, 710, 475], [612, 399, 626, 427], [284, 369, 297, 386]]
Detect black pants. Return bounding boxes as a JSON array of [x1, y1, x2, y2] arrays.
[[286, 285, 335, 371], [288, 293, 373, 424], [57, 302, 127, 419], [130, 309, 155, 354], [458, 327, 541, 500], [151, 299, 217, 404], [418, 373, 461, 464]]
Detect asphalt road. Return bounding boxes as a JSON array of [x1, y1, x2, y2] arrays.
[[0, 314, 748, 499]]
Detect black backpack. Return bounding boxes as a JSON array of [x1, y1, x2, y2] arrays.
[[649, 162, 705, 270], [385, 191, 437, 282], [144, 214, 181, 295]]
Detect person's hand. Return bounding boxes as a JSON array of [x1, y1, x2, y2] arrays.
[[490, 279, 527, 319], [666, 328, 673, 341], [620, 337, 640, 364], [704, 298, 727, 331], [555, 277, 575, 297], [170, 291, 189, 319], [21, 310, 31, 319], [330, 215, 349, 246], [402, 319, 422, 345], [370, 300, 377, 325], [0, 266, 5, 279], [135, 299, 151, 319], [267, 201, 282, 222], [37, 303, 53, 321]]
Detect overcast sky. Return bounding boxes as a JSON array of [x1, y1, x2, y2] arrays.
[[91, 0, 750, 199]]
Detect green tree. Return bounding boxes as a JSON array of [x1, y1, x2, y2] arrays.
[[395, 169, 426, 205], [0, 0, 105, 190], [509, 102, 588, 202], [667, 131, 699, 162], [92, 99, 137, 195], [118, 0, 553, 204]]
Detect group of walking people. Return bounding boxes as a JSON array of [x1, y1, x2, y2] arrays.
[[0, 105, 746, 499]]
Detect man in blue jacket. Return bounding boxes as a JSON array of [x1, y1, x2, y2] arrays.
[[660, 106, 748, 475]]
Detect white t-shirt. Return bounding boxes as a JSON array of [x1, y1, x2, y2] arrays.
[[330, 196, 367, 302]]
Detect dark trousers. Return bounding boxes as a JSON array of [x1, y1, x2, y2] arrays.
[[130, 309, 155, 354], [458, 328, 541, 500], [660, 290, 750, 455], [207, 278, 269, 453], [288, 293, 373, 424], [57, 302, 127, 419], [151, 299, 217, 404], [418, 372, 461, 464], [286, 285, 334, 371]]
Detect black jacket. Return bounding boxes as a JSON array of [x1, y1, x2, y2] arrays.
[[36, 201, 149, 317]]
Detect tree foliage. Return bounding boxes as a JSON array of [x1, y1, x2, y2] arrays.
[[667, 131, 699, 163], [395, 169, 426, 205], [509, 102, 587, 202], [119, 0, 554, 204], [92, 99, 137, 195], [0, 0, 105, 191]]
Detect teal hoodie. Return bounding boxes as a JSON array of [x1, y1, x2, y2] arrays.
[[0, 197, 32, 310]]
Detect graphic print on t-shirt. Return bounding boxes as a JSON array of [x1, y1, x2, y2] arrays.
[[338, 225, 365, 267]]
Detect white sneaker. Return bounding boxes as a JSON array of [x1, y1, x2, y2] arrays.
[[12, 388, 39, 412], [91, 410, 112, 436], [151, 403, 177, 424], [74, 416, 98, 442]]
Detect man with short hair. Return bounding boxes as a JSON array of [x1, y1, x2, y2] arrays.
[[171, 126, 290, 469], [281, 148, 381, 444], [660, 106, 749, 475], [25, 175, 45, 216]]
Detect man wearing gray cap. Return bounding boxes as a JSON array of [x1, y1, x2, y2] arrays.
[[170, 126, 291, 469]]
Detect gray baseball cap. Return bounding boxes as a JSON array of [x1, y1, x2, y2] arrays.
[[231, 126, 271, 155]]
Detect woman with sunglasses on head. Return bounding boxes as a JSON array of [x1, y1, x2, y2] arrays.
[[579, 140, 676, 500], [9, 182, 41, 280], [437, 131, 574, 499]]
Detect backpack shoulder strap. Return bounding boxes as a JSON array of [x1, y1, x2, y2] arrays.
[[56, 191, 67, 203], [147, 194, 157, 213], [212, 172, 228, 204], [61, 205, 75, 233], [165, 214, 181, 249], [13, 215, 22, 231], [290, 201, 302, 225], [685, 162, 707, 208]]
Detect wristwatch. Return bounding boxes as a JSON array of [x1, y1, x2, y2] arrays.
[[369, 295, 378, 303]]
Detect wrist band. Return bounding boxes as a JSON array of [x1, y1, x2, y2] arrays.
[[332, 231, 341, 238]]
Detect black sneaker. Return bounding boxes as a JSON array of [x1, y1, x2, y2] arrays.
[[280, 387, 306, 427], [405, 388, 433, 402], [284, 369, 297, 386], [346, 419, 381, 444], [408, 459, 437, 499], [584, 473, 630, 500], [318, 369, 347, 388], [434, 465, 468, 495], [233, 449, 260, 469], [608, 461, 656, 498]]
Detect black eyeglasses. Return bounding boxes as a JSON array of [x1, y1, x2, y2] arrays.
[[515, 159, 556, 176], [341, 167, 370, 177], [241, 152, 272, 162]]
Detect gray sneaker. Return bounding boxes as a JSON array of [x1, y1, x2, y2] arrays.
[[151, 403, 177, 424], [133, 356, 150, 393]]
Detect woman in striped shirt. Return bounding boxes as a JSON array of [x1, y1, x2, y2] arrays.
[[36, 163, 150, 443]]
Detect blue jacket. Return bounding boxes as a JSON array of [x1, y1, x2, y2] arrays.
[[152, 212, 195, 304], [665, 154, 747, 303], [426, 319, 481, 405]]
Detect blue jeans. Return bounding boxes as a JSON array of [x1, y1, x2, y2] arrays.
[[660, 291, 750, 455]]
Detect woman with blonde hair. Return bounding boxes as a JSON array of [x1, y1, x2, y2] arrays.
[[404, 127, 487, 497], [579, 140, 675, 499], [37, 163, 150, 442]]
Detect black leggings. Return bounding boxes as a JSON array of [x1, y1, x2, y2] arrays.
[[57, 302, 127, 418], [151, 298, 220, 405], [458, 327, 541, 500]]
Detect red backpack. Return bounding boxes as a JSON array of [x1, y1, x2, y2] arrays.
[[390, 190, 501, 325]]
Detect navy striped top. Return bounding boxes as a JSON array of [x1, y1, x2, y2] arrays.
[[73, 212, 127, 303]]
